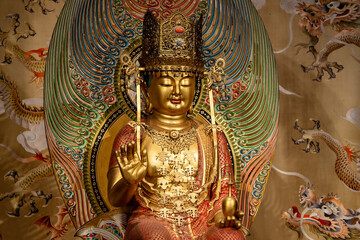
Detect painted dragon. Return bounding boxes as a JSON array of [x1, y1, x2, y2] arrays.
[[0, 73, 44, 128], [296, 0, 360, 81], [34, 205, 72, 239], [0, 158, 53, 217], [22, 0, 61, 15], [282, 184, 360, 239], [0, 13, 47, 84], [292, 119, 360, 191]]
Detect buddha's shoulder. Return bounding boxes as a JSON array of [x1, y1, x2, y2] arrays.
[[113, 122, 138, 141], [192, 117, 210, 131], [119, 123, 136, 133], [192, 117, 227, 142]]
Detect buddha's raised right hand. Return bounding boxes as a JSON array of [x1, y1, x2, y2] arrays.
[[115, 141, 148, 185]]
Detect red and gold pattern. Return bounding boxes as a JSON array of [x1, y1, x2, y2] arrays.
[[108, 123, 244, 239]]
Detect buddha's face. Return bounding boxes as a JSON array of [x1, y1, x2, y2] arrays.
[[148, 71, 196, 116]]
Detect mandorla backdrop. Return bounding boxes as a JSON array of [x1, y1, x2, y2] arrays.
[[0, 0, 359, 239]]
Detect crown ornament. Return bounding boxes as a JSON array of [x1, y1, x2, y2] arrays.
[[139, 10, 205, 73]]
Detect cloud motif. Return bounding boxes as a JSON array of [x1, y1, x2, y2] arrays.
[[279, 85, 302, 98], [17, 121, 48, 153], [341, 107, 360, 128], [251, 0, 266, 10]]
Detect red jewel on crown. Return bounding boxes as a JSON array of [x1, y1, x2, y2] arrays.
[[174, 26, 185, 34]]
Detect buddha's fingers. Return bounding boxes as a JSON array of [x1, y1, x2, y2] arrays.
[[235, 210, 244, 220], [127, 142, 135, 162], [224, 216, 231, 228], [141, 149, 148, 168], [228, 216, 236, 228], [120, 145, 129, 166], [219, 219, 225, 228], [115, 150, 122, 167], [235, 220, 242, 230], [132, 141, 141, 163]]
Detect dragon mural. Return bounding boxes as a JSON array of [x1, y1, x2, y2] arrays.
[[22, 47, 48, 84], [22, 0, 61, 15], [0, 73, 44, 128], [282, 184, 360, 239], [0, 13, 47, 84], [292, 119, 360, 191], [0, 23, 46, 219], [0, 14, 36, 64], [296, 0, 360, 81], [0, 158, 53, 217], [34, 204, 72, 239], [0, 7, 60, 233]]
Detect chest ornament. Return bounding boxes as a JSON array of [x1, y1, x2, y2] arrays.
[[136, 124, 206, 226], [143, 123, 197, 154]]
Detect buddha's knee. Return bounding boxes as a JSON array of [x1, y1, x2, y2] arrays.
[[125, 218, 172, 240], [206, 226, 245, 240]]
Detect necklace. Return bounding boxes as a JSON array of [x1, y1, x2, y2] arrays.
[[143, 123, 197, 154]]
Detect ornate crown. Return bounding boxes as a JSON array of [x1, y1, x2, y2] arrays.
[[139, 10, 205, 73]]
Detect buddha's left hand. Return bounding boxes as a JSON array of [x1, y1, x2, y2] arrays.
[[214, 210, 243, 229]]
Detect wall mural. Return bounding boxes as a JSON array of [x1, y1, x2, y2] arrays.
[[252, 0, 360, 239], [296, 0, 360, 82], [0, 0, 358, 240], [283, 184, 360, 239]]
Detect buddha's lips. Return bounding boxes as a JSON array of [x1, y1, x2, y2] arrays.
[[170, 99, 182, 104]]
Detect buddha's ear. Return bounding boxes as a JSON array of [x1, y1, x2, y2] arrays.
[[140, 79, 149, 99], [140, 80, 152, 115], [146, 102, 153, 115]]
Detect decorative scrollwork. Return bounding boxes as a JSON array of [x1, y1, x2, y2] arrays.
[[206, 58, 227, 100]]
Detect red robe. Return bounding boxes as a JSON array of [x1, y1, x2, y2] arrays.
[[109, 124, 245, 240]]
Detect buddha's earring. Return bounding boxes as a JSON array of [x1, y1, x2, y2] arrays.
[[187, 105, 193, 115], [146, 102, 153, 114]]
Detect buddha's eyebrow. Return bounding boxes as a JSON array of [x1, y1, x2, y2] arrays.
[[181, 74, 193, 79]]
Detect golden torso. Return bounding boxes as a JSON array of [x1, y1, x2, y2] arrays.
[[135, 121, 212, 223], [141, 131, 199, 182], [108, 72, 218, 226]]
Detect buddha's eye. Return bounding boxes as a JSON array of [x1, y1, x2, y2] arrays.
[[160, 82, 172, 86], [181, 78, 192, 87], [159, 78, 173, 87]]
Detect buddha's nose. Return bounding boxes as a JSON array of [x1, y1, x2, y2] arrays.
[[173, 82, 181, 95]]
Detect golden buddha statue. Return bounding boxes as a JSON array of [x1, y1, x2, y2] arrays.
[[107, 10, 246, 239], [44, 0, 279, 238]]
